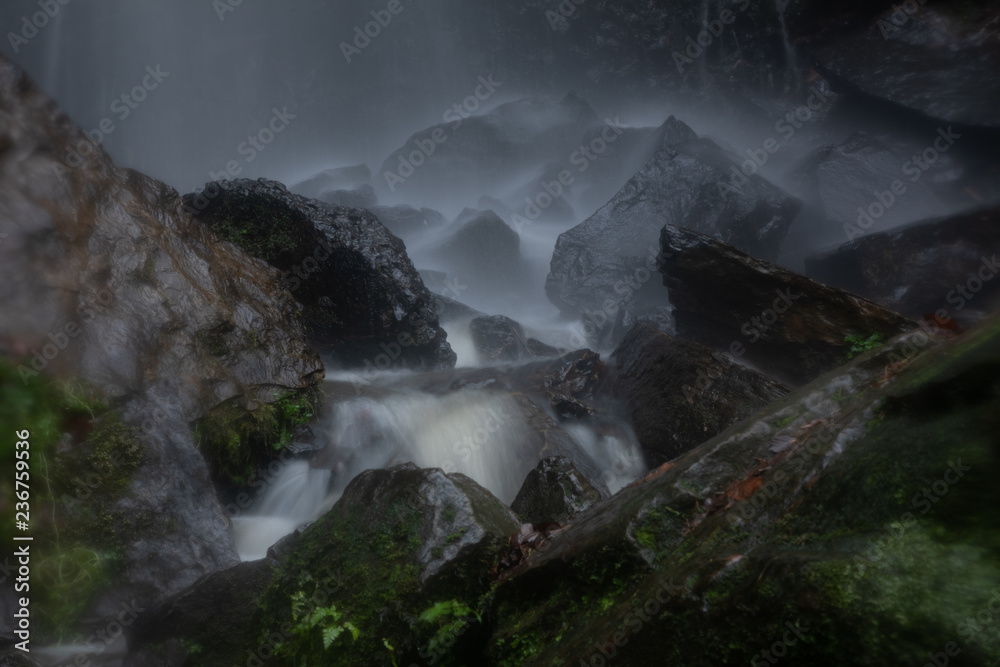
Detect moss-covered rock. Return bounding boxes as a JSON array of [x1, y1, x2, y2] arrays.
[[249, 463, 520, 667]]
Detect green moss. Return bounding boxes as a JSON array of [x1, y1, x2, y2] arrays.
[[203, 195, 309, 268], [253, 497, 431, 666], [194, 386, 320, 487]]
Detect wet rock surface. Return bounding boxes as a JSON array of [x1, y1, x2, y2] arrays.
[[611, 323, 790, 464], [547, 117, 800, 328], [659, 224, 915, 385], [511, 456, 602, 525], [805, 205, 1000, 324], [184, 177, 455, 370]]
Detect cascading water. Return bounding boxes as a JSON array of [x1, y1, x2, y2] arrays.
[[232, 383, 646, 561], [775, 0, 800, 92]]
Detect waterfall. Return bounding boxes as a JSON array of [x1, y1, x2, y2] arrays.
[[775, 0, 800, 93], [231, 385, 646, 561]]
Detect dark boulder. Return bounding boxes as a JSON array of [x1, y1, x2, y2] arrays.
[[511, 457, 602, 525], [547, 116, 800, 332], [248, 463, 520, 666], [469, 316, 528, 364], [611, 323, 789, 464], [434, 210, 530, 302], [659, 224, 915, 385], [184, 178, 455, 370], [805, 206, 1000, 325]]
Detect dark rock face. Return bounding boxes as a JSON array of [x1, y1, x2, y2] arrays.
[[814, 5, 1000, 127], [184, 178, 455, 370], [782, 132, 947, 256], [611, 323, 789, 464], [659, 224, 915, 385], [547, 117, 800, 328], [511, 456, 602, 525], [470, 316, 528, 364], [371, 204, 446, 239], [430, 293, 485, 322], [805, 206, 1000, 325], [250, 463, 520, 665], [0, 55, 322, 621], [129, 558, 278, 667]]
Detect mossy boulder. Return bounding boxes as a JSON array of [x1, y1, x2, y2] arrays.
[[483, 315, 1000, 665], [184, 178, 455, 371], [249, 463, 520, 666]]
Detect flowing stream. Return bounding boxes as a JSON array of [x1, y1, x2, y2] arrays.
[[232, 382, 646, 561]]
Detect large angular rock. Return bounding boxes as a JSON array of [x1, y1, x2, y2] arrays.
[[436, 210, 522, 281], [0, 54, 322, 630], [611, 323, 790, 464], [249, 464, 520, 666], [546, 116, 800, 328], [658, 224, 914, 385], [511, 457, 602, 525], [184, 178, 455, 370], [805, 206, 1000, 325], [469, 315, 528, 364]]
